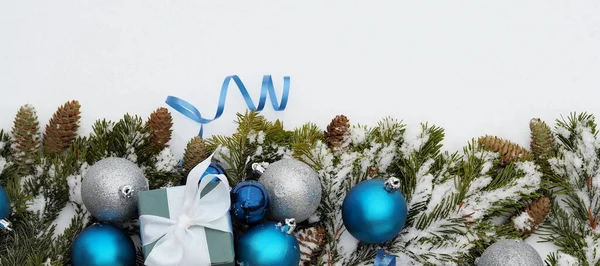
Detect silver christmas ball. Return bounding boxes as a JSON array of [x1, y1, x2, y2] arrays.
[[81, 157, 149, 223], [477, 239, 544, 266], [258, 159, 321, 223]]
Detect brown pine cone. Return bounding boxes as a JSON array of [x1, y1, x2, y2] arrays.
[[295, 226, 326, 266], [146, 107, 173, 150], [478, 135, 532, 164], [43, 100, 81, 154], [182, 136, 208, 174], [512, 196, 551, 235], [324, 115, 350, 151], [11, 104, 41, 172]]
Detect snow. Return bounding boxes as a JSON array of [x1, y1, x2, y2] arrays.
[[26, 194, 47, 215], [0, 157, 7, 175], [511, 211, 533, 231], [308, 213, 320, 223], [349, 127, 366, 146], [556, 253, 579, 266], [338, 229, 359, 257], [154, 148, 179, 172], [51, 203, 78, 238], [0, 141, 4, 149], [399, 126, 430, 160]]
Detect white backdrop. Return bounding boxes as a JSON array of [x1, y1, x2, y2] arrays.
[[2, 0, 600, 260]]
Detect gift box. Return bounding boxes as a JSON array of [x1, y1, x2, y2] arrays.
[[138, 151, 235, 266]]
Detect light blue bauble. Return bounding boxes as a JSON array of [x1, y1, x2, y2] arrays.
[[71, 224, 136, 266], [342, 178, 408, 244], [0, 184, 10, 220], [236, 221, 300, 266]]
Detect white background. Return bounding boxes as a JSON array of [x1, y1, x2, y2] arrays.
[[2, 0, 600, 259]]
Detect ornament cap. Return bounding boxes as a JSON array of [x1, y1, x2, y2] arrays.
[[384, 177, 400, 192], [0, 218, 12, 232], [251, 162, 269, 175], [120, 185, 135, 199], [283, 218, 296, 234]]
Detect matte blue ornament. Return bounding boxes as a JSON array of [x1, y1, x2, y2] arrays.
[[199, 162, 226, 183], [230, 180, 270, 224], [236, 219, 300, 266], [342, 177, 408, 244], [0, 184, 12, 231], [71, 224, 136, 266]]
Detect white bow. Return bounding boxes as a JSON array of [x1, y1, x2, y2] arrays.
[[139, 151, 231, 266]]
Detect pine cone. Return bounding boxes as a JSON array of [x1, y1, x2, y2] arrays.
[[512, 196, 551, 235], [11, 104, 41, 170], [324, 115, 350, 151], [182, 136, 208, 173], [478, 135, 532, 164], [146, 107, 173, 150], [295, 226, 326, 266], [43, 100, 81, 154], [530, 118, 557, 164]]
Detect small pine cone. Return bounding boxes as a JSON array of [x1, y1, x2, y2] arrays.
[[11, 104, 41, 169], [182, 136, 208, 173], [512, 196, 551, 235], [324, 115, 350, 151], [146, 107, 173, 150], [295, 226, 326, 266], [530, 118, 557, 163], [478, 135, 532, 164], [43, 100, 81, 154]]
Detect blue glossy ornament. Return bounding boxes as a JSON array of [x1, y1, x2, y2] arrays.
[[342, 178, 408, 244], [0, 184, 10, 220], [71, 224, 136, 266], [230, 180, 270, 224], [199, 162, 226, 183], [236, 221, 300, 266]]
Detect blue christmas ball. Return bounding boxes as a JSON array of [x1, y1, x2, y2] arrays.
[[236, 222, 300, 266], [199, 162, 226, 183], [0, 184, 10, 220], [342, 178, 408, 244], [230, 180, 270, 224], [71, 224, 136, 266]]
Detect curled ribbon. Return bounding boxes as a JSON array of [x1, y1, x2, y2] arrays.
[[374, 249, 396, 266], [139, 150, 231, 266], [166, 75, 290, 137]]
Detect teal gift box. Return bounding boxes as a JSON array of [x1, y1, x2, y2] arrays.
[[138, 182, 235, 266]]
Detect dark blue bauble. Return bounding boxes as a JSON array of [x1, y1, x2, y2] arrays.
[[236, 222, 300, 266], [230, 181, 269, 224], [71, 224, 136, 266], [199, 162, 226, 183], [0, 185, 10, 220], [342, 179, 408, 244]]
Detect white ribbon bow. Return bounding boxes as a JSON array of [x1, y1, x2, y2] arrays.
[[139, 151, 231, 266]]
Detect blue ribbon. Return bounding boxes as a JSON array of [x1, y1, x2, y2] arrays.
[[165, 75, 290, 137], [374, 249, 396, 266]]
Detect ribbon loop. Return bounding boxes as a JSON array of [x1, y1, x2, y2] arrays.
[[166, 75, 290, 137], [140, 149, 231, 266], [374, 249, 396, 266]]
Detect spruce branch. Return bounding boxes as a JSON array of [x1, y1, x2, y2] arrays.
[[43, 100, 81, 155]]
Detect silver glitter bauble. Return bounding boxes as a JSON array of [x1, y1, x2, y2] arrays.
[[258, 159, 321, 223], [477, 239, 544, 266], [81, 157, 149, 223]]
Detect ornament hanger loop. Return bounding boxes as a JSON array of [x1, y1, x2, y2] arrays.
[[252, 162, 269, 175], [120, 185, 135, 199], [284, 218, 296, 234], [0, 219, 12, 232], [384, 177, 400, 192]]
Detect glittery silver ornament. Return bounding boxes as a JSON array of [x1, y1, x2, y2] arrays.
[[476, 239, 544, 266], [81, 157, 149, 223], [258, 159, 321, 223]]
